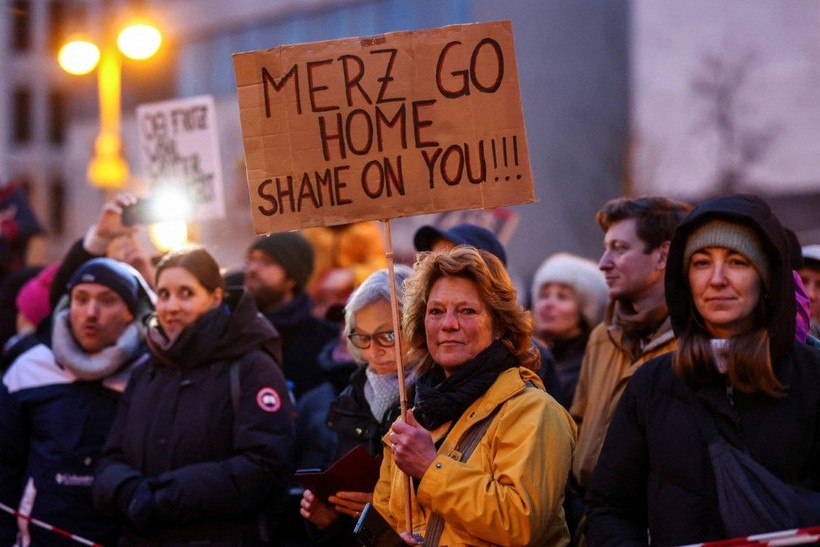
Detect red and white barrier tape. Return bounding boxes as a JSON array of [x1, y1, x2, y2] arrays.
[[0, 502, 103, 546], [680, 525, 820, 547]]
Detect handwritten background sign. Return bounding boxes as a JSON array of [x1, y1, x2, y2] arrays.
[[136, 95, 225, 221], [233, 20, 535, 234]]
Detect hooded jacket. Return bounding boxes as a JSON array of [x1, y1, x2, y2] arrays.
[[586, 195, 820, 545], [93, 289, 296, 546], [664, 193, 796, 360]]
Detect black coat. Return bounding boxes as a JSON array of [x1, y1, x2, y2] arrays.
[[326, 366, 408, 461], [93, 290, 296, 546], [262, 292, 339, 400], [586, 195, 820, 545], [586, 344, 820, 545]]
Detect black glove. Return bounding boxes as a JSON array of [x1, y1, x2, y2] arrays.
[[126, 479, 165, 535]]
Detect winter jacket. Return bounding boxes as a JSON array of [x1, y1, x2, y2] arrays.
[[326, 366, 409, 461], [0, 314, 148, 547], [262, 291, 339, 400], [294, 338, 357, 470], [93, 289, 296, 546], [373, 367, 577, 547], [533, 337, 566, 408], [586, 194, 820, 545], [303, 366, 411, 547], [569, 306, 676, 489], [550, 333, 588, 409]]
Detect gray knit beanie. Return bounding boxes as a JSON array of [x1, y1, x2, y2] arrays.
[[250, 232, 315, 291], [683, 220, 770, 287], [531, 253, 609, 329]]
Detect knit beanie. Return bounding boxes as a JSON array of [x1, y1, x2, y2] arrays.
[[683, 220, 770, 287], [250, 232, 315, 291], [16, 261, 58, 327], [531, 253, 609, 329], [67, 258, 140, 315]]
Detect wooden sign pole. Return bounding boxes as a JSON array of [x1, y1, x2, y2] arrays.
[[382, 218, 413, 535]]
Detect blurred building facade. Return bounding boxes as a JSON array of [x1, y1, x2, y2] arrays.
[[0, 0, 631, 288], [3, 0, 816, 290]]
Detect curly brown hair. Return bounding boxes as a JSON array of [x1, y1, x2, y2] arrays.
[[402, 246, 539, 377]]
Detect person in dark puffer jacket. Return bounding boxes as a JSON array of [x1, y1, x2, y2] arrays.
[[93, 247, 295, 546]]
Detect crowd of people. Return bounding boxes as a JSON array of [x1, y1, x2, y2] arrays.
[[0, 191, 817, 546]]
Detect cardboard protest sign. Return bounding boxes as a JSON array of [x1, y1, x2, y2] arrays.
[[233, 20, 535, 234], [136, 95, 225, 221]]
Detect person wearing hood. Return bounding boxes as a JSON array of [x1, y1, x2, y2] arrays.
[[586, 194, 820, 545], [0, 257, 153, 546], [93, 247, 296, 545]]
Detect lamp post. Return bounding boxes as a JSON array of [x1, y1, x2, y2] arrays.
[[57, 21, 162, 189]]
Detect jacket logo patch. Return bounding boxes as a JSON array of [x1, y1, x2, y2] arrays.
[[256, 387, 282, 412]]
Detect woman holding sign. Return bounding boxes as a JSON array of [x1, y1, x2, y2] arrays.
[[300, 265, 415, 545], [375, 247, 576, 546]]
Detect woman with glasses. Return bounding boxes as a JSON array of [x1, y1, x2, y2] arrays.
[[300, 265, 415, 545]]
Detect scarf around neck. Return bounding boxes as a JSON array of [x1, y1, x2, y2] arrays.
[[413, 340, 517, 431], [613, 300, 669, 360], [52, 309, 143, 381], [364, 366, 400, 422]]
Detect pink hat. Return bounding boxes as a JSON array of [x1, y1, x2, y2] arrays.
[[16, 262, 58, 328]]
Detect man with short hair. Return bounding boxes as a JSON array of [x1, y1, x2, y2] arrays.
[[0, 258, 153, 546], [799, 245, 820, 338], [244, 232, 339, 401], [570, 197, 691, 495]]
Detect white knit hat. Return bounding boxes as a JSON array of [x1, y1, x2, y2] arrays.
[[531, 253, 609, 329]]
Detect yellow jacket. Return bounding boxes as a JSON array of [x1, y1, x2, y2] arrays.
[[569, 308, 676, 489], [373, 367, 577, 546]]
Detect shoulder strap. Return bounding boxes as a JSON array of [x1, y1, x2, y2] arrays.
[[424, 379, 537, 546]]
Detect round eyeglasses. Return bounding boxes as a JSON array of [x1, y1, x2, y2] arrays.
[[347, 330, 396, 349]]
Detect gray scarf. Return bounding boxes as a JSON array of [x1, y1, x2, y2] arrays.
[[52, 309, 144, 381], [364, 367, 400, 421]]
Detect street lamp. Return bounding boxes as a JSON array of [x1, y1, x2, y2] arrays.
[[57, 20, 162, 189]]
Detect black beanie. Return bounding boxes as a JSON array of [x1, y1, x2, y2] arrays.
[[67, 258, 140, 314], [250, 232, 315, 291]]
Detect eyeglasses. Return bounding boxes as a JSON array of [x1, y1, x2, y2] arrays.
[[347, 330, 395, 349]]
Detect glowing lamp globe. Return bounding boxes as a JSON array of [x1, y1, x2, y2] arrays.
[[58, 38, 101, 75], [117, 23, 162, 60]]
